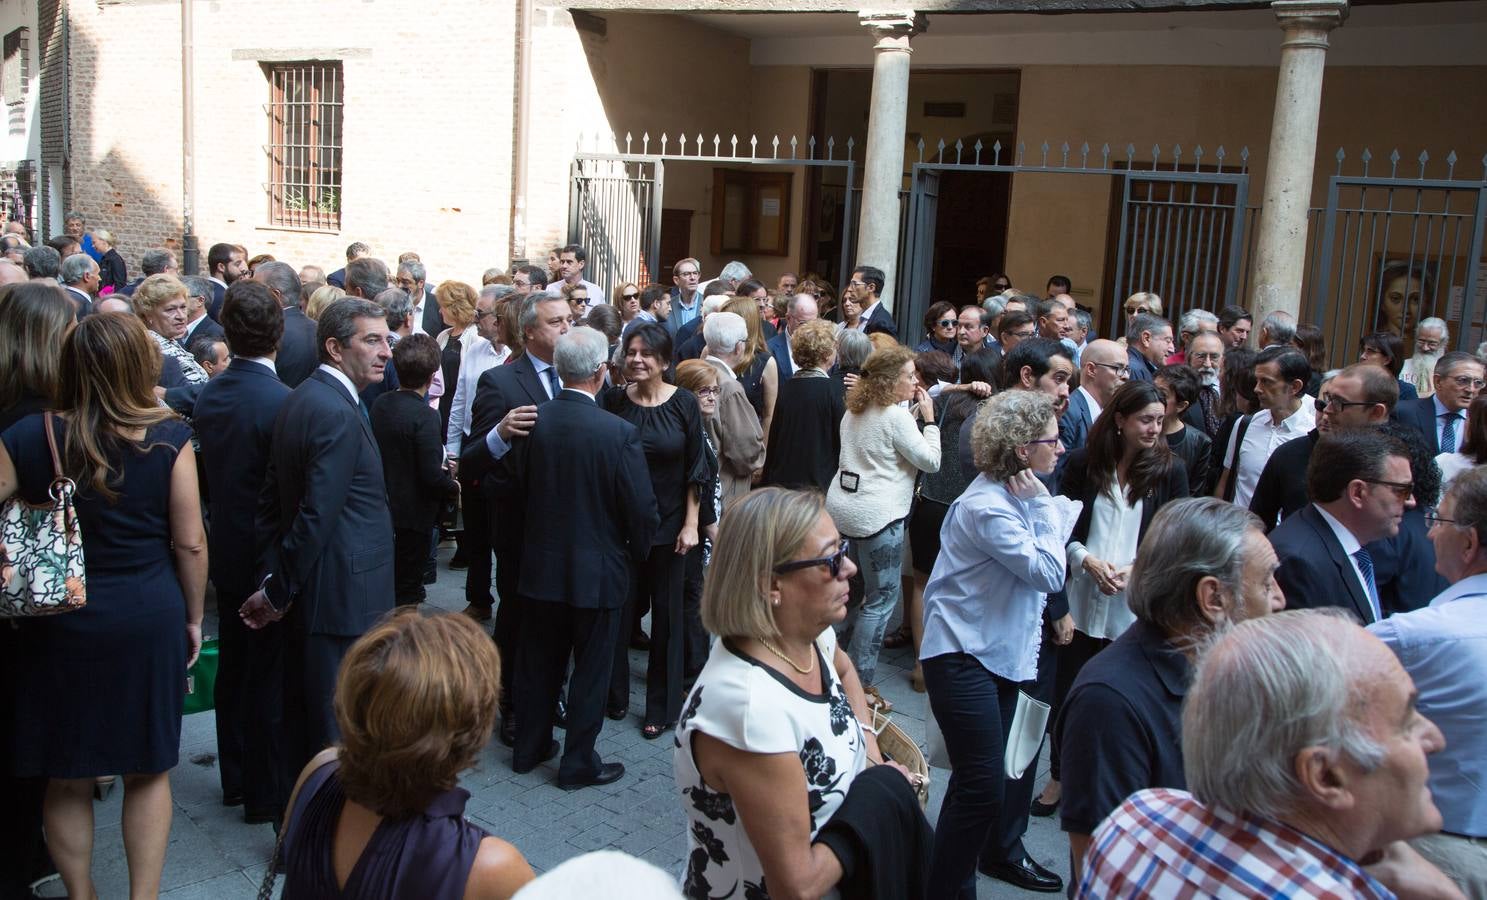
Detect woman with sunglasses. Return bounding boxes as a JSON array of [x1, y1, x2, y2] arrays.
[[612, 281, 642, 325], [920, 389, 1083, 898], [675, 487, 923, 900], [914, 300, 960, 361]]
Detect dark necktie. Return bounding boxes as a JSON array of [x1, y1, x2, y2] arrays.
[[358, 400, 371, 423], [1441, 412, 1461, 452], [1199, 386, 1221, 436], [1352, 547, 1382, 622], [546, 366, 560, 399]]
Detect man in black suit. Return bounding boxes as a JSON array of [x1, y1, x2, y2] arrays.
[[1125, 313, 1174, 383], [394, 258, 449, 336], [371, 333, 459, 607], [324, 240, 369, 290], [119, 247, 177, 297], [241, 298, 396, 807], [1269, 429, 1415, 626], [253, 261, 317, 388], [58, 252, 99, 319], [494, 326, 659, 788], [178, 275, 225, 350], [463, 292, 574, 741], [1060, 338, 1127, 453], [846, 264, 898, 338], [766, 293, 818, 379], [192, 280, 291, 823], [205, 242, 248, 321], [1394, 350, 1483, 456]]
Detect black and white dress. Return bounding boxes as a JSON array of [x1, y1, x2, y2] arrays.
[[673, 626, 867, 900]]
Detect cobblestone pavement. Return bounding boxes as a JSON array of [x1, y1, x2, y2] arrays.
[[77, 545, 1066, 898]]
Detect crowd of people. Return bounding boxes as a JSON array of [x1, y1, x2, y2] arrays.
[[0, 219, 1482, 900]]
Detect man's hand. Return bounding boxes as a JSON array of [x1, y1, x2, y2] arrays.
[[240, 590, 284, 630], [496, 405, 539, 442]]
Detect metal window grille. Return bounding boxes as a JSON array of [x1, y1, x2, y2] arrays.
[[264, 61, 342, 230]]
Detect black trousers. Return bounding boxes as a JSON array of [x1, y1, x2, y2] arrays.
[[1047, 630, 1111, 781], [461, 474, 494, 610], [492, 547, 525, 717], [214, 587, 286, 817], [987, 624, 1060, 868], [277, 610, 356, 814], [513, 600, 619, 782], [393, 527, 431, 606], [610, 544, 686, 725], [682, 541, 709, 681]]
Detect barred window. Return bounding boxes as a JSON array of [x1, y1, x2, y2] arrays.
[[3, 28, 28, 106], [264, 61, 342, 230]]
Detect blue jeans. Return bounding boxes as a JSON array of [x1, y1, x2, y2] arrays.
[[845, 521, 904, 687], [923, 652, 1023, 900]]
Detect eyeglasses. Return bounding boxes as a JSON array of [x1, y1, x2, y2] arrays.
[[1361, 478, 1414, 501], [1189, 351, 1222, 363], [936, 319, 956, 328], [1415, 339, 1443, 351], [848, 280, 869, 288], [1008, 329, 1036, 339], [1444, 375, 1487, 390], [1026, 437, 1061, 448], [622, 293, 639, 300], [694, 386, 720, 398], [1423, 509, 1459, 527], [773, 539, 851, 578], [1091, 361, 1131, 376], [1317, 395, 1378, 413]]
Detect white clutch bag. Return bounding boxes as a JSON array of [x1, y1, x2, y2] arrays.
[[1004, 690, 1051, 780]]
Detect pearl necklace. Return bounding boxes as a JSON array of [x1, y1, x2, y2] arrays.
[[758, 637, 815, 675]]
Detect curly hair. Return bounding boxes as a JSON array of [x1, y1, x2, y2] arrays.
[[846, 344, 916, 414], [972, 389, 1056, 479], [434, 280, 479, 330], [335, 609, 501, 820], [132, 273, 188, 324], [789, 319, 837, 371]]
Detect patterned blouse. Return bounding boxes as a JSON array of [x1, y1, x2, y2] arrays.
[[150, 330, 209, 386], [673, 627, 866, 900]]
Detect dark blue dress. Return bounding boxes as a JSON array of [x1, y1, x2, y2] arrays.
[[1, 414, 192, 777], [282, 759, 486, 900]]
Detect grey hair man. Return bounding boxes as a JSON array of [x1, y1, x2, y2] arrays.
[[190, 335, 230, 378], [764, 293, 819, 378], [179, 275, 223, 349], [0, 258, 28, 285], [1058, 498, 1284, 881], [395, 258, 443, 335], [1177, 309, 1219, 361], [699, 260, 752, 297], [344, 257, 390, 300], [445, 283, 516, 457], [59, 252, 100, 318], [1404, 317, 1450, 399], [23, 244, 60, 280], [1257, 308, 1297, 348], [253, 261, 318, 387], [375, 287, 415, 341], [119, 247, 178, 297], [1125, 313, 1174, 382], [702, 311, 765, 502], [1079, 609, 1452, 898]]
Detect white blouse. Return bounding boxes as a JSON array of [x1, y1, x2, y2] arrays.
[[1065, 480, 1143, 641]]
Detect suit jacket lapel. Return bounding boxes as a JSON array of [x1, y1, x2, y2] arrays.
[[312, 369, 379, 449], [513, 355, 548, 406], [1307, 506, 1373, 623]]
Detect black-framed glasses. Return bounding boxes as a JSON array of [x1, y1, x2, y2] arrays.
[[1026, 437, 1061, 448], [1361, 478, 1414, 501], [1423, 508, 1458, 527], [622, 293, 639, 300], [1317, 395, 1379, 413], [774, 539, 851, 578], [1091, 361, 1131, 376]]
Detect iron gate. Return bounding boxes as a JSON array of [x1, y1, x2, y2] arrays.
[[568, 132, 859, 303], [1304, 150, 1487, 365], [900, 139, 1250, 341]]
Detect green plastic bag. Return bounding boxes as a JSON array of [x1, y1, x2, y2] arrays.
[[184, 637, 218, 715]]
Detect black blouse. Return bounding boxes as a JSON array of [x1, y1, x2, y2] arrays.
[[601, 385, 709, 546]]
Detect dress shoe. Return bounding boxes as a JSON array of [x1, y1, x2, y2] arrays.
[[558, 761, 625, 791], [461, 603, 492, 622], [222, 791, 244, 808], [554, 699, 568, 729], [511, 739, 561, 774], [498, 716, 517, 747], [243, 807, 278, 826], [606, 704, 628, 721], [978, 854, 1063, 893], [1030, 796, 1059, 817], [422, 568, 438, 586], [629, 631, 651, 651], [449, 551, 469, 570]]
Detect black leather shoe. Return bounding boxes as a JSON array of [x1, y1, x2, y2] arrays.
[[243, 807, 278, 825], [1030, 796, 1059, 817], [554, 699, 568, 729], [978, 855, 1063, 893], [629, 631, 651, 651], [606, 704, 627, 721], [498, 716, 516, 747], [557, 761, 625, 791], [511, 739, 561, 774], [222, 791, 243, 808]]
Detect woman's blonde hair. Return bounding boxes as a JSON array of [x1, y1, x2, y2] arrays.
[[132, 273, 187, 326], [1125, 291, 1164, 318], [674, 358, 719, 396], [612, 281, 640, 308], [721, 297, 765, 375], [702, 487, 826, 642], [435, 280, 479, 330], [868, 332, 898, 354], [304, 284, 345, 321], [789, 320, 837, 371], [335, 609, 501, 820], [845, 344, 915, 414], [971, 389, 1056, 480]]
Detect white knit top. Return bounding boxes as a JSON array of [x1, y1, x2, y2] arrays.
[[825, 403, 940, 538]]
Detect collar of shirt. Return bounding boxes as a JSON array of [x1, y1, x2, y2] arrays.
[[317, 363, 360, 404], [242, 356, 278, 375], [1263, 399, 1316, 433], [561, 386, 596, 401], [1130, 620, 1192, 699], [1313, 502, 1364, 556], [207, 276, 226, 289], [859, 301, 880, 324], [1078, 385, 1104, 421], [635, 310, 657, 323], [1430, 570, 1487, 607], [673, 290, 698, 309]]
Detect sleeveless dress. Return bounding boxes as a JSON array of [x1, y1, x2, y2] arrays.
[[674, 626, 867, 900], [0, 415, 192, 777], [281, 759, 486, 900]]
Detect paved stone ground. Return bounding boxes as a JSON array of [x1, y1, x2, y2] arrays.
[[78, 544, 1067, 898]]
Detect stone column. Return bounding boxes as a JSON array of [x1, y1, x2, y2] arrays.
[[1248, 0, 1348, 325], [854, 10, 926, 312]]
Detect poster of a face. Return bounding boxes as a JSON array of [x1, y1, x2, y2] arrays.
[[1372, 259, 1438, 355]]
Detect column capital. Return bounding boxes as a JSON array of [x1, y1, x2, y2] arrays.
[[859, 10, 927, 49], [1272, 0, 1348, 50]]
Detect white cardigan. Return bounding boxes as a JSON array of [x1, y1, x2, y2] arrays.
[[826, 403, 941, 539]]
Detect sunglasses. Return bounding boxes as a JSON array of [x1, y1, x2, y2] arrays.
[[936, 319, 956, 328], [1361, 478, 1414, 501], [773, 539, 851, 578], [1316, 395, 1377, 412], [622, 293, 639, 300]]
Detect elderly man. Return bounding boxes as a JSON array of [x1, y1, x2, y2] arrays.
[[766, 293, 818, 378], [1403, 317, 1449, 399], [1169, 308, 1218, 365], [696, 259, 751, 298], [58, 252, 99, 319], [1396, 350, 1484, 456], [394, 258, 447, 335], [955, 304, 993, 366], [675, 291, 733, 363], [1370, 465, 1487, 895], [1216, 304, 1252, 349], [1125, 313, 1174, 382], [1061, 338, 1127, 452], [23, 244, 59, 281], [667, 257, 702, 333], [1079, 609, 1453, 898], [179, 275, 224, 349], [1036, 296, 1074, 343], [1256, 308, 1296, 349], [1059, 498, 1284, 881], [702, 311, 767, 507], [1215, 346, 1314, 507], [253, 262, 315, 388], [298, 264, 325, 286], [1183, 330, 1225, 436], [120, 247, 178, 297]]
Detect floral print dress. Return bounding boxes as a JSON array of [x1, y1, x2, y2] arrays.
[[673, 626, 867, 900]]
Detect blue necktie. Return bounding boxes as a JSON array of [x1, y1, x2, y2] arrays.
[[1441, 412, 1461, 452], [1352, 548, 1382, 622], [545, 366, 560, 399], [358, 400, 370, 423]]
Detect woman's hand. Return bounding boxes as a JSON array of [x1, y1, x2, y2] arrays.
[[1082, 556, 1126, 595], [1052, 614, 1074, 645], [675, 524, 699, 556], [914, 387, 934, 423], [185, 621, 203, 668], [842, 373, 860, 391], [1006, 468, 1048, 500]]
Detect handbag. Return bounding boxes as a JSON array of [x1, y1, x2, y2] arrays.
[[184, 637, 219, 715], [869, 707, 931, 809], [0, 412, 87, 617], [1004, 690, 1051, 780]]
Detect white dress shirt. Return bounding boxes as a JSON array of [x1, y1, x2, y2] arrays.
[[1065, 481, 1142, 640], [1313, 503, 1378, 622], [444, 336, 510, 455], [243, 356, 278, 376], [410, 291, 429, 336], [1077, 385, 1104, 424], [1225, 400, 1316, 508]]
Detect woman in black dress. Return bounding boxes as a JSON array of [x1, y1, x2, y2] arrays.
[[602, 323, 708, 739], [760, 319, 845, 492], [0, 313, 207, 900]]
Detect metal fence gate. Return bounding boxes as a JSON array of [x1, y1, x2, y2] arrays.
[[569, 132, 859, 303], [900, 139, 1250, 341], [1304, 150, 1487, 365]]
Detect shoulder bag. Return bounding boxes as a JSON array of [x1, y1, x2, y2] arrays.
[[0, 412, 87, 617]]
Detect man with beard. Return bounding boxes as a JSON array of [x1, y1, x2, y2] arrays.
[[206, 242, 250, 321], [1403, 318, 1448, 399], [1057, 498, 1285, 882], [1181, 331, 1225, 437]]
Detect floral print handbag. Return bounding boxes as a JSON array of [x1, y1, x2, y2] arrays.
[[0, 413, 87, 617]]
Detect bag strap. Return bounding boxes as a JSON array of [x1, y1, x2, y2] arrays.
[[256, 821, 286, 900], [1222, 414, 1253, 503], [43, 411, 64, 482]]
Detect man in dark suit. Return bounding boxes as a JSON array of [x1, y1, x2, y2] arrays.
[[1125, 313, 1174, 383], [192, 280, 291, 823], [178, 275, 225, 350], [253, 261, 317, 388], [119, 247, 177, 297], [1394, 350, 1483, 456], [205, 242, 248, 322], [59, 252, 99, 320], [494, 326, 659, 788], [371, 333, 458, 607], [463, 292, 574, 740], [241, 298, 396, 808], [1269, 429, 1414, 626], [1060, 338, 1127, 452], [324, 240, 369, 290], [847, 264, 898, 339], [394, 258, 449, 336], [766, 293, 819, 379]]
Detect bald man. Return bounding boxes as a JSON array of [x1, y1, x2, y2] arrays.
[[1061, 338, 1129, 452], [0, 259, 26, 285]]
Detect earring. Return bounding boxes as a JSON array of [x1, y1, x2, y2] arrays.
[[772, 598, 780, 607]]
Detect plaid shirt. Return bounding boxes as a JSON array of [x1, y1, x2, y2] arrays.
[[1077, 789, 1395, 899]]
